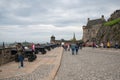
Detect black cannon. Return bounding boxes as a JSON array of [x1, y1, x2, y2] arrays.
[[24, 49, 37, 62], [11, 49, 37, 62], [49, 44, 58, 49], [35, 45, 46, 54], [44, 44, 51, 51]]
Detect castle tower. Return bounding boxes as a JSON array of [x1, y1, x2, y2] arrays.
[[72, 33, 76, 43], [50, 35, 55, 43]]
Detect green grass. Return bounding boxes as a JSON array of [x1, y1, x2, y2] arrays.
[[104, 18, 120, 26]]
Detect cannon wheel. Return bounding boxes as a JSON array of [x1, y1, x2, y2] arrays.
[[48, 48, 51, 51], [35, 50, 39, 54], [41, 51, 46, 54], [28, 54, 37, 62]]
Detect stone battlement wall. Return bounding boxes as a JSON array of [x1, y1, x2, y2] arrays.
[[0, 48, 15, 66]]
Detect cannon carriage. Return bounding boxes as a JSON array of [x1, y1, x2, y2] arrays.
[[35, 45, 46, 54], [11, 48, 37, 62], [42, 43, 59, 51], [44, 44, 51, 51], [49, 44, 59, 49], [34, 43, 57, 54]]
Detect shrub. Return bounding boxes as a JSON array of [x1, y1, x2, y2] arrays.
[[104, 18, 120, 26]]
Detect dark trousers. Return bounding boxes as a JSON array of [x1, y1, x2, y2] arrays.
[[76, 49, 78, 54], [18, 55, 24, 67], [72, 49, 75, 55]]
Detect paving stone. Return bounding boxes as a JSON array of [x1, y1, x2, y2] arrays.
[[54, 47, 120, 80]]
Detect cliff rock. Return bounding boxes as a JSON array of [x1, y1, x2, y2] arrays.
[[96, 10, 120, 46]]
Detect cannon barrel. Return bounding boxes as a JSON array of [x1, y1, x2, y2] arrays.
[[35, 45, 46, 54]]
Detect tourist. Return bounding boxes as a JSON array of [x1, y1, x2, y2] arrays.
[[16, 43, 24, 68], [31, 43, 35, 53], [115, 42, 119, 49], [75, 43, 79, 54], [70, 43, 76, 55], [67, 43, 70, 51], [79, 43, 82, 49], [107, 41, 110, 48], [64, 43, 68, 51], [103, 42, 107, 48], [92, 42, 96, 48], [100, 42, 104, 48], [61, 42, 64, 48]]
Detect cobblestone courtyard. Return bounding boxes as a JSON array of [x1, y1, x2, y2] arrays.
[[55, 48, 120, 80]]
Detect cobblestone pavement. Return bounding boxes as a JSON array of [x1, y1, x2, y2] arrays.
[[54, 47, 120, 80], [0, 47, 63, 80]]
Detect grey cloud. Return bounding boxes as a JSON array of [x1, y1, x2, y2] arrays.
[[0, 0, 119, 26], [0, 0, 119, 42]]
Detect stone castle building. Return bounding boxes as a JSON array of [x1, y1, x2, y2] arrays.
[[50, 33, 80, 44], [82, 15, 106, 45]]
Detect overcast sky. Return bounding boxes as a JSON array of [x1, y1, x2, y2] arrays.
[[0, 0, 120, 43]]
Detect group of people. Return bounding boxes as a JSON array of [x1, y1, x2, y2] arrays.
[[62, 42, 83, 55], [93, 41, 119, 49]]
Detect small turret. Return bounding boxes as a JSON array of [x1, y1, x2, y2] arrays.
[[101, 15, 104, 20], [50, 35, 55, 43], [72, 33, 76, 43]]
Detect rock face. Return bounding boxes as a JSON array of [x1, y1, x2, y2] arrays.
[[108, 10, 120, 21], [96, 10, 120, 46]]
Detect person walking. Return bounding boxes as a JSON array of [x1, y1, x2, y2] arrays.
[[31, 43, 35, 53], [67, 44, 70, 51], [79, 43, 83, 49], [70, 43, 76, 55], [16, 43, 24, 68], [75, 43, 79, 54]]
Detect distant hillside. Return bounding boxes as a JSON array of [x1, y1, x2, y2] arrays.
[[96, 10, 120, 45]]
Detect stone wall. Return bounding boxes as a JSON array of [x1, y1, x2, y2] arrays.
[[0, 48, 15, 66], [82, 23, 104, 43], [82, 15, 106, 43]]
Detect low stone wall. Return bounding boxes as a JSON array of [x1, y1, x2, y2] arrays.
[[0, 48, 15, 66]]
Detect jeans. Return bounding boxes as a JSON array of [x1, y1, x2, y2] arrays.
[[72, 49, 75, 55], [18, 55, 24, 67], [76, 49, 78, 54]]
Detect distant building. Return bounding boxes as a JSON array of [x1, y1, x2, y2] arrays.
[[50, 33, 80, 44], [82, 15, 106, 46]]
